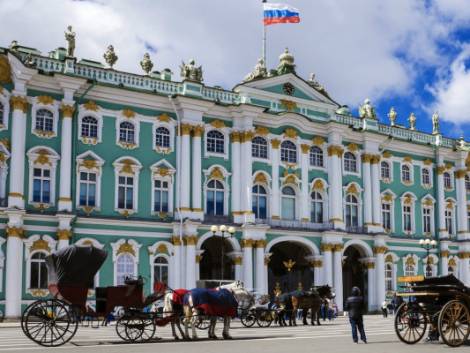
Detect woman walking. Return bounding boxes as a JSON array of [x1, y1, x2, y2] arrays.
[[344, 286, 367, 344]]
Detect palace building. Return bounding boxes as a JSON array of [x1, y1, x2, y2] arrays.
[[0, 31, 469, 318]]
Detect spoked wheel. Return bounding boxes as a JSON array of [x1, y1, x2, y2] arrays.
[[116, 316, 146, 342], [21, 299, 78, 347], [241, 312, 256, 328], [438, 300, 470, 347], [394, 302, 428, 344], [139, 319, 156, 342], [195, 315, 210, 330], [256, 310, 274, 328]]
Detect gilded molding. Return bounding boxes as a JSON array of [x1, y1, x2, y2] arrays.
[[347, 143, 358, 152], [320, 243, 334, 252], [37, 95, 54, 105], [300, 144, 310, 154], [455, 169, 467, 179], [31, 239, 51, 252], [192, 125, 204, 137], [279, 99, 297, 111], [333, 244, 343, 252], [170, 236, 182, 246], [271, 139, 281, 149], [0, 56, 12, 84], [210, 119, 226, 129], [10, 96, 28, 113], [423, 159, 433, 166], [373, 246, 388, 254], [458, 252, 470, 259], [254, 239, 267, 248], [6, 226, 24, 238], [184, 235, 198, 246], [230, 131, 241, 143], [116, 242, 136, 256], [382, 151, 392, 158], [436, 165, 446, 175], [365, 262, 375, 269], [312, 179, 324, 191], [83, 101, 99, 111], [361, 153, 372, 163], [8, 192, 23, 198], [370, 155, 381, 164], [195, 255, 202, 263], [254, 173, 268, 184], [312, 136, 325, 146], [327, 145, 344, 157], [209, 166, 224, 180], [60, 104, 75, 118], [310, 260, 323, 268], [403, 156, 412, 163], [180, 123, 193, 136], [240, 239, 254, 248], [233, 256, 242, 265], [284, 128, 297, 139], [57, 229, 72, 240], [158, 113, 171, 122], [122, 109, 135, 118], [255, 126, 269, 136]]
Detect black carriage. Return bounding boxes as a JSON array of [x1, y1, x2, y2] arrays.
[[394, 274, 470, 347], [21, 245, 170, 347]]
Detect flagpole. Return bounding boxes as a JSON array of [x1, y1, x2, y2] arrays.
[[262, 0, 267, 68]]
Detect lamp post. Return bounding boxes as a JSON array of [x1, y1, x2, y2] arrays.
[[211, 225, 236, 284], [419, 238, 437, 277]]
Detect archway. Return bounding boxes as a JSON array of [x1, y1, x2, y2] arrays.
[[200, 236, 234, 281], [342, 245, 368, 305], [268, 241, 314, 296]]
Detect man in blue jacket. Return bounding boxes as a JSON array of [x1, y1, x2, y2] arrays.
[[344, 286, 367, 344]]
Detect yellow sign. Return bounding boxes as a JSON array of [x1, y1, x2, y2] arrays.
[[397, 275, 424, 283]]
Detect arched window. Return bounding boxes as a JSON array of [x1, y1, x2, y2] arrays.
[[344, 152, 357, 173], [422, 168, 430, 186], [345, 194, 359, 228], [309, 146, 324, 167], [207, 130, 225, 153], [281, 186, 296, 220], [443, 172, 452, 189], [280, 141, 297, 163], [401, 165, 411, 183], [153, 256, 169, 284], [382, 201, 392, 232], [119, 121, 135, 144], [153, 179, 169, 213], [0, 102, 4, 125], [116, 254, 135, 285], [81, 116, 98, 138], [155, 127, 170, 148], [35, 109, 54, 132], [310, 191, 324, 223], [404, 263, 415, 277], [206, 180, 224, 216], [385, 263, 393, 291], [465, 175, 470, 192], [445, 208, 454, 235], [32, 167, 51, 203], [403, 203, 412, 232], [30, 252, 48, 289], [425, 261, 433, 277], [252, 136, 268, 159], [422, 205, 432, 234], [381, 161, 390, 180], [252, 184, 267, 219]]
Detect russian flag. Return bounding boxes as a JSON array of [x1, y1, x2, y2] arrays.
[[263, 3, 300, 26]]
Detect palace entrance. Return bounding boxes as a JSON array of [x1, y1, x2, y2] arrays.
[[342, 245, 368, 306], [199, 236, 234, 282], [268, 241, 314, 296]]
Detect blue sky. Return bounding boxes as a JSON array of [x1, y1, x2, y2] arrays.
[[1, 0, 470, 139]]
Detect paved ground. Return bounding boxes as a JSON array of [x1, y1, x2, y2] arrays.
[[0, 315, 468, 353]]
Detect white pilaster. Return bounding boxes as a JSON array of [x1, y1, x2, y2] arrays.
[[311, 255, 323, 286], [179, 126, 191, 218], [56, 214, 75, 250], [172, 240, 182, 288], [362, 156, 372, 226], [366, 259, 376, 312], [242, 240, 253, 291], [4, 210, 25, 318], [436, 153, 448, 239], [254, 241, 266, 294], [58, 103, 74, 211], [322, 245, 333, 287], [374, 247, 386, 311], [185, 238, 196, 289], [333, 244, 344, 311], [327, 132, 344, 229], [191, 126, 203, 220], [371, 157, 382, 229], [231, 131, 242, 222], [300, 145, 310, 221], [240, 131, 254, 223], [271, 140, 280, 219]]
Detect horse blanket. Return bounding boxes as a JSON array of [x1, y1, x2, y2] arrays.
[[172, 289, 189, 305], [184, 288, 238, 317]]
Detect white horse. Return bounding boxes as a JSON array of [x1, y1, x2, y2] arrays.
[[161, 290, 187, 340], [183, 281, 253, 340]]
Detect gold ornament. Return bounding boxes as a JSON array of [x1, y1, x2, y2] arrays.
[[347, 143, 358, 152], [280, 99, 297, 111], [158, 113, 171, 122], [373, 246, 388, 254], [271, 139, 281, 149], [31, 239, 51, 252], [209, 167, 224, 180], [6, 226, 24, 238], [255, 126, 269, 136], [436, 165, 446, 175], [122, 109, 135, 118], [284, 128, 297, 139], [327, 145, 344, 157], [192, 125, 204, 137], [405, 257, 415, 266], [312, 179, 324, 191], [82, 159, 98, 169], [83, 101, 99, 111], [346, 184, 359, 195], [283, 259, 296, 272], [57, 229, 72, 240], [240, 239, 254, 248], [254, 173, 268, 184], [301, 144, 310, 154], [10, 96, 28, 113], [61, 104, 75, 118], [120, 159, 135, 174], [34, 150, 51, 165], [37, 96, 54, 105], [423, 159, 433, 166], [230, 131, 240, 142], [210, 119, 226, 129], [382, 151, 392, 158], [312, 136, 325, 146], [0, 56, 12, 84], [116, 242, 135, 256]]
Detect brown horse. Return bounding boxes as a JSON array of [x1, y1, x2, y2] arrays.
[[292, 285, 334, 325]]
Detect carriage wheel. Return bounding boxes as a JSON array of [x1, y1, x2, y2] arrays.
[[21, 299, 78, 347], [256, 310, 274, 328], [438, 300, 470, 347], [394, 302, 427, 344], [195, 315, 210, 330], [138, 319, 156, 342], [241, 312, 256, 328], [116, 316, 145, 342]]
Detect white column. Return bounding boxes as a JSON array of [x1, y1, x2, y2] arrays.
[[254, 241, 266, 294], [436, 157, 448, 238], [58, 104, 74, 212], [234, 257, 242, 282], [242, 240, 253, 291], [327, 144, 344, 229], [185, 236, 196, 289], [322, 244, 333, 286], [4, 211, 24, 318], [333, 244, 344, 311], [456, 170, 469, 235], [362, 155, 372, 226], [313, 256, 323, 286], [271, 140, 280, 219], [300, 144, 310, 221], [366, 260, 376, 312], [57, 214, 74, 250], [241, 131, 254, 223], [191, 126, 203, 219], [371, 156, 382, 228], [231, 131, 242, 221], [375, 249, 386, 310], [8, 97, 28, 209], [179, 125, 191, 217], [172, 238, 182, 288]]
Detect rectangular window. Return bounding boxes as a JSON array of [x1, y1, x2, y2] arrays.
[[382, 203, 391, 231], [403, 205, 412, 232], [281, 198, 295, 220], [32, 168, 51, 203], [445, 210, 453, 235], [153, 179, 169, 213], [79, 171, 97, 207], [423, 207, 432, 233], [118, 176, 134, 209]]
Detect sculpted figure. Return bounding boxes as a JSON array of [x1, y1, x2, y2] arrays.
[[408, 113, 416, 130], [388, 107, 397, 126], [432, 111, 440, 135], [140, 53, 154, 75], [65, 25, 76, 57], [359, 98, 376, 119], [180, 59, 203, 82], [243, 58, 267, 82], [103, 45, 118, 68]]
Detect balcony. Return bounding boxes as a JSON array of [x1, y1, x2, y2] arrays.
[[255, 218, 333, 231]]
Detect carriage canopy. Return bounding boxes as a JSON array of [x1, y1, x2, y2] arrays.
[[46, 245, 108, 288]]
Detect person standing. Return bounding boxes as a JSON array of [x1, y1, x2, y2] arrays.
[[344, 286, 367, 344]]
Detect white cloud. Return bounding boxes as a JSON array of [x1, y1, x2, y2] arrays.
[[429, 44, 470, 124], [0, 0, 469, 112]]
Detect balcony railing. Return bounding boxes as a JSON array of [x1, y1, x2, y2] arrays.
[[255, 218, 333, 231]]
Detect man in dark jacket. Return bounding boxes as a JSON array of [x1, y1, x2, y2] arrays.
[[344, 286, 367, 343]]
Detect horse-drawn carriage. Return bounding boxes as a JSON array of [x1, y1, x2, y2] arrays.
[[394, 274, 470, 347], [21, 245, 169, 347]]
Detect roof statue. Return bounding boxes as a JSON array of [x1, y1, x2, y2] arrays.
[[243, 58, 267, 82], [336, 105, 351, 116], [180, 59, 203, 82], [307, 73, 330, 97], [358, 98, 377, 120], [408, 112, 416, 130], [432, 111, 440, 135], [103, 45, 118, 69], [9, 40, 18, 51], [277, 48, 296, 75], [64, 25, 76, 57], [388, 107, 397, 126], [140, 53, 154, 75]]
